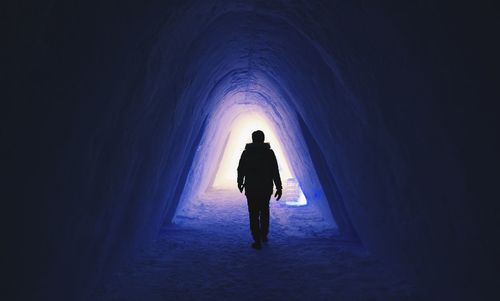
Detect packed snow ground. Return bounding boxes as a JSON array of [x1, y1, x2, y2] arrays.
[[92, 190, 418, 300]]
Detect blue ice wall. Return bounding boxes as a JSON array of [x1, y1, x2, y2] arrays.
[[4, 1, 499, 300]]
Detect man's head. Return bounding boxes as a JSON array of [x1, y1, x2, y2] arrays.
[[252, 130, 265, 143]]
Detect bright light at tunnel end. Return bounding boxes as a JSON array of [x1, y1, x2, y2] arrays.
[[212, 109, 308, 206]]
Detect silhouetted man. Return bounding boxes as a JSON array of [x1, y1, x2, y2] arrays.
[[237, 130, 282, 250]]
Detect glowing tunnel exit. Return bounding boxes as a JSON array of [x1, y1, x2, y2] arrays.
[[175, 88, 336, 228], [212, 110, 307, 206]]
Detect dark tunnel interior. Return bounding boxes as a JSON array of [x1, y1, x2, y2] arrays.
[[4, 1, 500, 300]]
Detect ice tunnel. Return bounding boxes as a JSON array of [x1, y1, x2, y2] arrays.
[[174, 84, 337, 225], [5, 1, 499, 300]]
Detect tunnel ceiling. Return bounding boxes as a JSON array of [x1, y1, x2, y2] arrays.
[[5, 1, 499, 300]]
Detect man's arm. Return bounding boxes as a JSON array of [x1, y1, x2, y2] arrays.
[[270, 150, 282, 199], [237, 150, 247, 192]]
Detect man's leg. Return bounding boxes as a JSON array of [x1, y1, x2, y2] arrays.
[[259, 195, 271, 241], [246, 198, 261, 246]]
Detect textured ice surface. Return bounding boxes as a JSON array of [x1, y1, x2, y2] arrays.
[[92, 190, 417, 300]]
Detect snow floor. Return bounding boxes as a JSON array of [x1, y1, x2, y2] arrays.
[[92, 190, 419, 300]]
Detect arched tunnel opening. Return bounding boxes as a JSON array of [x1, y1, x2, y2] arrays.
[[173, 85, 339, 231], [172, 87, 340, 247], [5, 1, 499, 300]]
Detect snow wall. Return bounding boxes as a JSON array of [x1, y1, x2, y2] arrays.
[[4, 1, 499, 300]]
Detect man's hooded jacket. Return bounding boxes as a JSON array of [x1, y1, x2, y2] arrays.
[[237, 142, 282, 196]]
